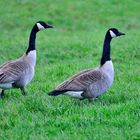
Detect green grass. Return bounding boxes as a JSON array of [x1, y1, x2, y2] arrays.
[[0, 0, 140, 139]]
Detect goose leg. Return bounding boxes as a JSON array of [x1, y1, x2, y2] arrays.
[[0, 90, 5, 99], [80, 98, 85, 101], [81, 90, 93, 102], [88, 98, 94, 102], [20, 87, 26, 95], [80, 92, 86, 101]]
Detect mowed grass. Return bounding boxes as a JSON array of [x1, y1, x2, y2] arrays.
[[0, 0, 140, 139]]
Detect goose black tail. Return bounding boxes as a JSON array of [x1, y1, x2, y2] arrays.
[[48, 90, 68, 96]]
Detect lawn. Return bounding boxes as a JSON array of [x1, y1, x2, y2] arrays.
[[0, 0, 140, 140]]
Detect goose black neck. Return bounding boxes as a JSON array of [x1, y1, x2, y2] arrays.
[[26, 25, 38, 55], [100, 31, 112, 66]]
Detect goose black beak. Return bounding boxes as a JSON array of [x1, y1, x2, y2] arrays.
[[46, 24, 53, 28], [118, 32, 125, 36]]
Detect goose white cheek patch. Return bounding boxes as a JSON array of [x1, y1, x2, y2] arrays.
[[109, 30, 116, 38], [37, 23, 45, 30]]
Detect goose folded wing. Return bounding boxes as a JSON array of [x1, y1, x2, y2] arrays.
[[57, 69, 103, 91], [0, 60, 14, 69], [0, 61, 28, 84]]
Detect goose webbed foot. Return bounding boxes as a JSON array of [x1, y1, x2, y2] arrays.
[[0, 90, 5, 99], [20, 87, 26, 95]]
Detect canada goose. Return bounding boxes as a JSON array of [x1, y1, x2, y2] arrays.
[[0, 21, 53, 98], [48, 28, 125, 102]]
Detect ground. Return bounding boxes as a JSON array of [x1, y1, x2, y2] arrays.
[[0, 0, 140, 140]]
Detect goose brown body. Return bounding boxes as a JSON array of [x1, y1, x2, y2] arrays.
[[51, 61, 114, 101], [0, 51, 35, 89]]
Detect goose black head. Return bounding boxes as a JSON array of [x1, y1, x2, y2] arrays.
[[109, 28, 125, 38], [36, 21, 53, 31]]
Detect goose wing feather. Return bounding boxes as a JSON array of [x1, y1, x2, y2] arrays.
[[57, 68, 103, 91], [0, 60, 28, 84]]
